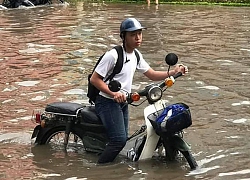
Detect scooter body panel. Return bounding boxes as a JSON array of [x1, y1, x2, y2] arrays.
[[139, 100, 167, 160]]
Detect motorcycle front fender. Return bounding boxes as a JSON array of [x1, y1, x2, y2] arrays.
[[171, 135, 191, 151]]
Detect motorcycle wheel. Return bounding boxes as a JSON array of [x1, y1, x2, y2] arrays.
[[179, 150, 198, 170], [39, 126, 85, 152], [162, 139, 198, 170]]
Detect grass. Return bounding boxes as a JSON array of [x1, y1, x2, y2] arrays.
[[67, 0, 250, 6]]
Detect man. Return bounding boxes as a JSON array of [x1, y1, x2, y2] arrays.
[[90, 18, 187, 164]]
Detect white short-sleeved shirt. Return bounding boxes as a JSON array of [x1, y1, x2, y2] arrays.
[[95, 47, 150, 98]]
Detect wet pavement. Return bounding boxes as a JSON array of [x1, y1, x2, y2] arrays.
[[0, 2, 250, 180]]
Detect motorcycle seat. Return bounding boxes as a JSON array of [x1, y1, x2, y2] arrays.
[[80, 106, 102, 125], [45, 102, 84, 116]]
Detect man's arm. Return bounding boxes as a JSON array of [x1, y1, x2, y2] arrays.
[[143, 65, 187, 81]]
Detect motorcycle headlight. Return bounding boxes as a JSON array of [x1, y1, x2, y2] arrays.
[[147, 86, 162, 102]]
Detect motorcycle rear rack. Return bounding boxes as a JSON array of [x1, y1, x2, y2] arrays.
[[44, 110, 84, 117]]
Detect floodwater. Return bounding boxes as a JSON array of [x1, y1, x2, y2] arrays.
[[0, 2, 250, 180]]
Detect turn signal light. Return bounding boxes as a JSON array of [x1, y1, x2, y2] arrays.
[[165, 77, 175, 87], [131, 93, 140, 101]]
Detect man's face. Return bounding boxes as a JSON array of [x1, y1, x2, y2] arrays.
[[125, 29, 143, 49]]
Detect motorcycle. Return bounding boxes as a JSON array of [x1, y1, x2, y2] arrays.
[[31, 53, 198, 170], [0, 0, 65, 9]]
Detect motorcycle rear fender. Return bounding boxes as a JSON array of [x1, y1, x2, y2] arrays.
[[171, 135, 191, 151], [32, 125, 55, 144]]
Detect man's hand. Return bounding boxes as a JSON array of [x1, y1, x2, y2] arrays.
[[174, 64, 188, 75], [113, 91, 126, 103]]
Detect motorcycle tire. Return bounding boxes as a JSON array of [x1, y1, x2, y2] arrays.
[[179, 150, 198, 170], [39, 126, 85, 152]]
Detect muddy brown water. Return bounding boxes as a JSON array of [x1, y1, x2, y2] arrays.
[[0, 2, 250, 180]]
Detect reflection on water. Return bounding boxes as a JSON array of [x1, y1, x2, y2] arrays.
[[0, 2, 250, 180]]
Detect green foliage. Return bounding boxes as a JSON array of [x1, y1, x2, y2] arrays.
[[66, 0, 250, 6]]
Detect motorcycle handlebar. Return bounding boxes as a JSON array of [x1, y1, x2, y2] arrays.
[[127, 72, 183, 103], [115, 72, 183, 104], [159, 72, 182, 88], [173, 72, 183, 79]]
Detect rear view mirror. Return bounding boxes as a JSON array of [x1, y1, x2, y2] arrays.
[[165, 53, 178, 66]]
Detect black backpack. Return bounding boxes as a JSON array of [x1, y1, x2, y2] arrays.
[[87, 45, 140, 104]]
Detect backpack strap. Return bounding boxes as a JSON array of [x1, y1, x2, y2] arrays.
[[104, 45, 124, 82], [134, 49, 140, 65], [101, 46, 140, 82], [91, 54, 105, 74]]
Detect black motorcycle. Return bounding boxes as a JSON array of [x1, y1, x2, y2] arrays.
[[31, 53, 198, 169]]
